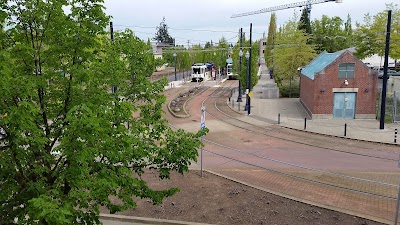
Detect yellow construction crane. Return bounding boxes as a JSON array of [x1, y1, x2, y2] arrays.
[[231, 0, 343, 19]]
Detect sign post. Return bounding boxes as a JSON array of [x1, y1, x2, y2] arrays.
[[200, 105, 206, 177]]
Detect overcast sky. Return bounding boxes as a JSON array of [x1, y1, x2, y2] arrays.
[[104, 0, 396, 47]]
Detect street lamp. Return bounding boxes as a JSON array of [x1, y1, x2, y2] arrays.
[[173, 52, 177, 81], [237, 49, 243, 103], [244, 51, 250, 112], [214, 52, 217, 80]]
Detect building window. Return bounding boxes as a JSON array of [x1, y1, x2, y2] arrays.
[[338, 63, 355, 78], [263, 50, 265, 53], [263, 42, 266, 46]]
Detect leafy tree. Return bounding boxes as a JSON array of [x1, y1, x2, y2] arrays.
[[204, 41, 212, 48], [298, 7, 312, 35], [344, 13, 353, 46], [176, 49, 191, 79], [311, 15, 351, 53], [232, 37, 259, 91], [190, 44, 203, 64], [154, 57, 165, 71], [265, 13, 277, 68], [274, 15, 316, 97], [215, 37, 230, 69], [354, 3, 400, 60], [0, 1, 206, 224], [153, 16, 175, 45]]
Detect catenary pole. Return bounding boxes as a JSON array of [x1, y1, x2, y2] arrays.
[[380, 10, 392, 130]]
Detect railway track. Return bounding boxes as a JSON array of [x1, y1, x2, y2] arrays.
[[200, 81, 399, 162], [187, 80, 400, 222]]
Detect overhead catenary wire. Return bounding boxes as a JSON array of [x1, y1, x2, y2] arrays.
[[113, 24, 264, 46], [114, 24, 265, 35]]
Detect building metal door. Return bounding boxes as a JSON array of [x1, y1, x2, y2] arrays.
[[333, 92, 356, 118]]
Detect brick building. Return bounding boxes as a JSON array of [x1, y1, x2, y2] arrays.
[[300, 50, 378, 119]]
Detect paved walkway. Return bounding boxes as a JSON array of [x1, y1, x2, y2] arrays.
[[231, 64, 400, 145]]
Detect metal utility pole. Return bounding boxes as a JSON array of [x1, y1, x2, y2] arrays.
[[248, 23, 252, 115], [237, 28, 243, 104], [380, 10, 392, 130], [174, 53, 177, 81]]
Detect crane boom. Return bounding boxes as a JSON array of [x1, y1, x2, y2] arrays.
[[231, 0, 340, 18]]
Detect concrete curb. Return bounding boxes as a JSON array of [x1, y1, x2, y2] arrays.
[[225, 94, 399, 146], [167, 86, 209, 118], [203, 170, 391, 225], [100, 213, 214, 225]]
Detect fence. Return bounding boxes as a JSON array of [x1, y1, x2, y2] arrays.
[[377, 90, 400, 124], [394, 91, 400, 123]]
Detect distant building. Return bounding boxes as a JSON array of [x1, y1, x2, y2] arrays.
[[300, 50, 378, 119], [259, 34, 267, 65], [151, 42, 173, 59], [361, 54, 396, 69]]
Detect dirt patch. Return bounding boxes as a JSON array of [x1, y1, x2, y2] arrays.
[[102, 170, 384, 225]]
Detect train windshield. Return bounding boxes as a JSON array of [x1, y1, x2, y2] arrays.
[[193, 67, 201, 74]]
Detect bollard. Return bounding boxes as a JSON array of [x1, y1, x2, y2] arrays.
[[278, 113, 280, 124], [395, 129, 398, 144], [304, 118, 307, 130], [344, 123, 347, 136]]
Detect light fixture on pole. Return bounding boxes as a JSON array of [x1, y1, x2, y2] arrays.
[[244, 51, 250, 111], [237, 49, 243, 103], [173, 52, 177, 81]]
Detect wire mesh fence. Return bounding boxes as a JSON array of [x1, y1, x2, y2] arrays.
[[200, 139, 400, 223], [394, 91, 400, 123], [378, 90, 400, 124]]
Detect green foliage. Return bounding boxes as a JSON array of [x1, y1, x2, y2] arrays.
[[233, 38, 259, 91], [311, 15, 353, 53], [274, 15, 316, 85], [176, 48, 191, 72], [0, 1, 206, 224], [278, 80, 300, 98], [204, 41, 212, 48], [314, 16, 352, 52], [153, 17, 174, 45], [213, 37, 230, 69], [162, 48, 174, 65], [265, 13, 277, 68], [154, 57, 165, 70], [188, 37, 230, 70], [298, 8, 312, 35], [354, 3, 400, 60]]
